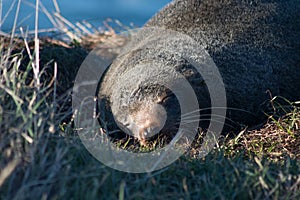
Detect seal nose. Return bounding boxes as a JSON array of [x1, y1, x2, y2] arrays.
[[138, 128, 147, 146], [118, 103, 167, 145], [137, 121, 160, 146], [137, 120, 158, 139]]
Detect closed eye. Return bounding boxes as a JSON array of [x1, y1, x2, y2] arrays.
[[123, 121, 130, 127], [161, 94, 175, 104], [123, 122, 130, 127]]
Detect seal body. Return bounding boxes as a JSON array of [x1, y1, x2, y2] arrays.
[[98, 0, 300, 144]]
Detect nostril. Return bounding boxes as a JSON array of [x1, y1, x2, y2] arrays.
[[144, 127, 152, 137], [146, 127, 151, 134], [141, 125, 160, 139], [138, 129, 147, 140]]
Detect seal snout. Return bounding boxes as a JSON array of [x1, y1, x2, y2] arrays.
[[127, 103, 167, 145]]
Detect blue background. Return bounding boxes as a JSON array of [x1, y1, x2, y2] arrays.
[[1, 0, 171, 33]]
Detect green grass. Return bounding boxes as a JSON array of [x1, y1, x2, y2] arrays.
[[1, 135, 300, 199], [0, 34, 299, 200]]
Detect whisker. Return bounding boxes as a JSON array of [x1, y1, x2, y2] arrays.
[[181, 107, 256, 117], [181, 113, 239, 127], [178, 118, 238, 130]]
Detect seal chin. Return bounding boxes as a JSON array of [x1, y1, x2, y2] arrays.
[[116, 103, 168, 145]]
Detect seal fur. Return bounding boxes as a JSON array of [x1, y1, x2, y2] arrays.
[[98, 0, 300, 144]]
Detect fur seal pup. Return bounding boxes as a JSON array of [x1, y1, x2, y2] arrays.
[[98, 0, 300, 145]]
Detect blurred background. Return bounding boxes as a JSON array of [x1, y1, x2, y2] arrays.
[[0, 0, 171, 33]]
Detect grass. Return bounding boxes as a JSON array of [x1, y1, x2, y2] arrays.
[[0, 1, 300, 199], [222, 97, 300, 162]]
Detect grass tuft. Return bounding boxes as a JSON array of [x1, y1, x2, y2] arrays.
[[223, 97, 300, 161]]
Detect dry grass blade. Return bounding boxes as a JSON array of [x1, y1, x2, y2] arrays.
[[0, 160, 20, 188]]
